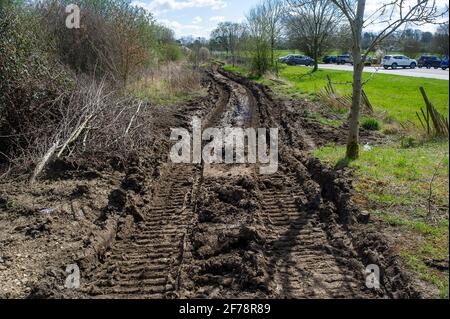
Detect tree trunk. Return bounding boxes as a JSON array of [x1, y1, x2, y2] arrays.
[[271, 35, 275, 67], [346, 0, 366, 159], [313, 50, 319, 72]]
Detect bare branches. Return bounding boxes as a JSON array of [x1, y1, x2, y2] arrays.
[[285, 0, 342, 70], [30, 140, 60, 184], [329, 0, 447, 159]]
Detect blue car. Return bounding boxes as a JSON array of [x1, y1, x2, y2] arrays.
[[441, 57, 449, 70], [323, 55, 337, 64], [285, 55, 315, 66]]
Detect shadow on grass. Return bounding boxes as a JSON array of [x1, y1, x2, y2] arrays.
[[335, 156, 354, 170]]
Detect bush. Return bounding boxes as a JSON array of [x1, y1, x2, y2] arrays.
[[0, 3, 72, 163], [362, 118, 381, 131], [401, 136, 418, 149], [249, 39, 271, 77]]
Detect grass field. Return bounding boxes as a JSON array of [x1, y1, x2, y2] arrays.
[[314, 141, 449, 298], [276, 66, 449, 124]]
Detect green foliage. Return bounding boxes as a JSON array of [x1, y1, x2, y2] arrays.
[[401, 136, 418, 149], [0, 0, 183, 163], [249, 39, 272, 77], [159, 43, 182, 62], [361, 118, 380, 131], [0, 3, 71, 156]]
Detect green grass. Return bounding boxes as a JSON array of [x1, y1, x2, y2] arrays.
[[276, 66, 449, 124], [314, 141, 449, 298], [314, 140, 449, 207]]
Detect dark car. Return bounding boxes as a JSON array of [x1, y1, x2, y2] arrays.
[[336, 55, 353, 65], [285, 55, 314, 66], [323, 55, 337, 64], [278, 54, 295, 63], [441, 57, 449, 70], [418, 56, 442, 69]]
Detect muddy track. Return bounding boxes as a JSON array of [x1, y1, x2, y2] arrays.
[[177, 68, 417, 299], [83, 165, 197, 299], [75, 67, 417, 299]]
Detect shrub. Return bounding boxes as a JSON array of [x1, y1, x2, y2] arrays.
[[362, 118, 381, 131], [0, 3, 71, 164], [401, 136, 418, 149]]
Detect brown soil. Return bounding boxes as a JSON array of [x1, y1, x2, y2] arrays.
[[0, 67, 421, 299]]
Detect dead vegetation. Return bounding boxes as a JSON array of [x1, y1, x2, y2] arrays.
[[0, 1, 197, 182], [416, 87, 449, 138], [129, 62, 205, 104], [318, 75, 374, 114]]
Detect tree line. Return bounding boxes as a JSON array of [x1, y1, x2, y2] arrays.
[[208, 0, 448, 75]]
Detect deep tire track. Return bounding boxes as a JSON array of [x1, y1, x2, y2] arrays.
[[85, 165, 197, 299], [259, 172, 372, 298]]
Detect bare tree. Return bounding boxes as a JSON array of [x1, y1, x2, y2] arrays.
[[433, 22, 449, 56], [258, 0, 284, 65], [286, 0, 342, 72], [210, 22, 246, 66], [331, 0, 447, 159]]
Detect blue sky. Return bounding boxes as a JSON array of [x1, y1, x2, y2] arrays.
[[132, 0, 260, 38], [132, 0, 449, 39]]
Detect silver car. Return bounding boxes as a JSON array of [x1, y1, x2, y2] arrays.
[[382, 55, 417, 69]]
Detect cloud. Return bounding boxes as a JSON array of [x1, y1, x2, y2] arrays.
[[158, 19, 210, 37], [133, 0, 227, 15], [192, 16, 203, 24], [209, 16, 225, 22]]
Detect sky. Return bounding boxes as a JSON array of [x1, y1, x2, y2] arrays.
[[132, 0, 449, 39], [132, 0, 260, 38]]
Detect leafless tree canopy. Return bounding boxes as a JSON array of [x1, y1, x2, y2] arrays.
[[332, 0, 448, 56], [330, 0, 447, 159], [285, 0, 342, 71]]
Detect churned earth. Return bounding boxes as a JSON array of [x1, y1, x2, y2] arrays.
[[0, 66, 425, 299]]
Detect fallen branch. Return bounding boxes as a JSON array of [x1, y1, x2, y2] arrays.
[[124, 102, 143, 137], [30, 140, 60, 184], [57, 113, 95, 158]]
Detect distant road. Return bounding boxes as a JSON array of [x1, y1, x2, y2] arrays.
[[317, 64, 449, 80]]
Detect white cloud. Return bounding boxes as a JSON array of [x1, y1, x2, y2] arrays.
[[209, 16, 225, 22], [158, 18, 210, 37], [192, 16, 203, 24], [133, 0, 227, 15]]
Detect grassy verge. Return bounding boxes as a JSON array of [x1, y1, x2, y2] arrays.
[[128, 63, 206, 105], [273, 66, 449, 124], [314, 141, 449, 298]]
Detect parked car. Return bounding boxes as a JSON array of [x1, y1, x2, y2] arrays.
[[323, 55, 337, 64], [418, 55, 442, 69], [285, 55, 314, 66], [278, 54, 295, 63], [336, 55, 353, 65], [382, 55, 417, 69], [440, 56, 449, 70]]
